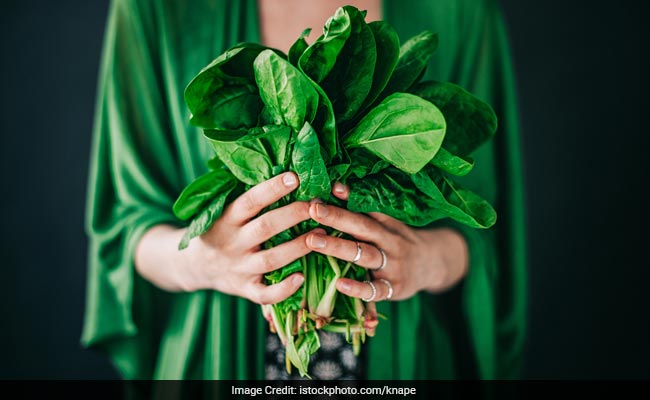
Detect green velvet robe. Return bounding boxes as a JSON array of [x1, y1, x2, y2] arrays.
[[82, 0, 527, 381]]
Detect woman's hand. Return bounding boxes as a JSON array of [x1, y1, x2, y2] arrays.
[[305, 183, 469, 302], [136, 172, 321, 305]]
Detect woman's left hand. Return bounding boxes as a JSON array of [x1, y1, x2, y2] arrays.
[[305, 183, 470, 302]]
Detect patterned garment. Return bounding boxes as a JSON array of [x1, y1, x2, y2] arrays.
[[265, 330, 365, 380]]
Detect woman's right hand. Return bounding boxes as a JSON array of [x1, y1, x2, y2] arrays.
[[136, 172, 317, 305]]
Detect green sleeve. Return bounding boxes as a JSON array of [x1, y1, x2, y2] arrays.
[[83, 0, 265, 381], [368, 0, 527, 379], [453, 1, 527, 379], [81, 0, 183, 379]]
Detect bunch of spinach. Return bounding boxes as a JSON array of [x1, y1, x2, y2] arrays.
[[173, 6, 498, 377]]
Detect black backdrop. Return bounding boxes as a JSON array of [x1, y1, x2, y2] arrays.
[[1, 0, 648, 379]]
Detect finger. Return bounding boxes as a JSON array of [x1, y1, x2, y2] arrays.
[[239, 202, 311, 249], [248, 229, 324, 274], [249, 273, 304, 305], [331, 182, 350, 201], [305, 233, 385, 271], [368, 212, 408, 235], [223, 172, 299, 225], [336, 278, 389, 301], [308, 203, 386, 243]]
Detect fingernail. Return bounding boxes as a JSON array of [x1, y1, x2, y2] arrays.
[[292, 275, 304, 286], [309, 234, 326, 249], [315, 203, 329, 218], [310, 198, 324, 204], [333, 182, 346, 194], [283, 173, 297, 187], [337, 280, 351, 292]]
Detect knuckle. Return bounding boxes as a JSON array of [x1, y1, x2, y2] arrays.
[[270, 177, 287, 197], [358, 218, 374, 236], [241, 193, 261, 213], [293, 201, 310, 218], [256, 291, 272, 306], [257, 252, 275, 272], [253, 217, 273, 238]]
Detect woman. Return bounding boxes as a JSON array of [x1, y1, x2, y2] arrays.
[[82, 0, 526, 382]]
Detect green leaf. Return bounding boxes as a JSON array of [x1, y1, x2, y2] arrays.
[[379, 31, 438, 99], [204, 129, 274, 186], [178, 178, 239, 249], [310, 82, 338, 162], [285, 317, 320, 378], [289, 28, 311, 66], [254, 50, 319, 133], [430, 147, 474, 176], [172, 168, 235, 221], [206, 155, 224, 170], [412, 166, 497, 228], [291, 122, 331, 201], [299, 7, 351, 83], [265, 258, 302, 285], [184, 43, 274, 130], [320, 6, 376, 122], [356, 21, 400, 113], [410, 80, 498, 156], [189, 84, 262, 130], [347, 170, 447, 227], [344, 93, 446, 174], [347, 148, 390, 179]]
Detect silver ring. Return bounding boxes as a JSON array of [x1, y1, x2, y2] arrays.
[[361, 280, 377, 302], [350, 242, 362, 263], [374, 248, 387, 271], [379, 279, 393, 300]]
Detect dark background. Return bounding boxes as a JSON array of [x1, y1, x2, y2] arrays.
[[1, 0, 648, 379]]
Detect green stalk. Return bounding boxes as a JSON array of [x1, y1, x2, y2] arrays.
[[314, 255, 342, 318], [270, 304, 287, 345]]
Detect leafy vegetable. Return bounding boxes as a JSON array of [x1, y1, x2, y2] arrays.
[[410, 80, 498, 156], [177, 173, 239, 249], [319, 6, 377, 122], [173, 168, 236, 221], [254, 50, 319, 132], [174, 5, 498, 377], [344, 93, 446, 174], [379, 31, 439, 99], [291, 122, 331, 201]]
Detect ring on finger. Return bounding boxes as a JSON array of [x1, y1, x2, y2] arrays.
[[350, 241, 362, 263], [379, 278, 393, 300], [374, 248, 388, 271], [361, 280, 377, 302]]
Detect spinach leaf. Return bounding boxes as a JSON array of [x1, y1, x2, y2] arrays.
[[347, 148, 390, 179], [320, 6, 376, 122], [172, 168, 235, 221], [347, 170, 447, 226], [291, 122, 331, 201], [189, 83, 263, 130], [204, 129, 274, 186], [379, 31, 439, 99], [412, 165, 497, 228], [289, 28, 311, 66], [206, 155, 224, 170], [299, 7, 351, 83], [254, 50, 319, 133], [178, 177, 239, 249], [184, 43, 274, 129], [308, 79, 338, 162], [431, 147, 474, 176], [356, 21, 400, 114], [344, 93, 446, 174], [410, 80, 498, 156]]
